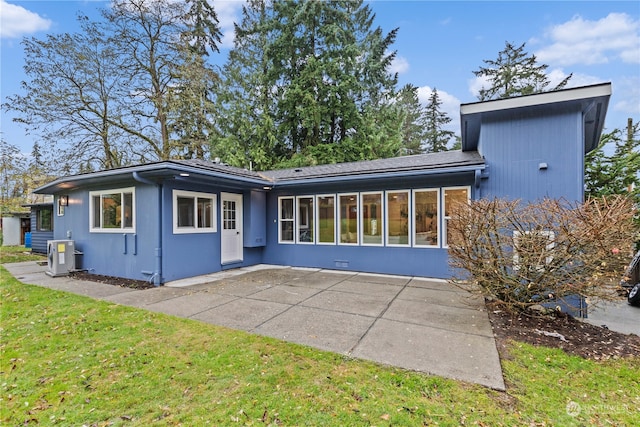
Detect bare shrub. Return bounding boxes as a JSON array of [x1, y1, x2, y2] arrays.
[[447, 196, 637, 314]]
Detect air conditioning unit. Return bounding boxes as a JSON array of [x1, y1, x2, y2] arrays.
[[46, 240, 75, 277]]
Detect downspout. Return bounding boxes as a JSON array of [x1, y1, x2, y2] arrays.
[[133, 172, 163, 286]]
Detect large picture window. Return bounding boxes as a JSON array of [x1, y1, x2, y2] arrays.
[[339, 194, 358, 244], [90, 187, 135, 232], [444, 187, 470, 247], [413, 189, 439, 247], [297, 196, 314, 243], [317, 195, 336, 244], [386, 191, 409, 246], [279, 197, 295, 243], [361, 192, 383, 246], [173, 190, 216, 234]]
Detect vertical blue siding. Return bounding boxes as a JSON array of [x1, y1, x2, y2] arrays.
[[30, 207, 53, 254], [477, 109, 584, 202]]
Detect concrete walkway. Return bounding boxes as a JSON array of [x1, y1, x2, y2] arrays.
[[4, 261, 506, 390]]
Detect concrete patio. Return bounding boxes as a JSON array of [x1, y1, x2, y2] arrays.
[[4, 261, 506, 390]]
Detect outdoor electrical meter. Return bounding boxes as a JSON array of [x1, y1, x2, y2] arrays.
[[46, 239, 75, 277]]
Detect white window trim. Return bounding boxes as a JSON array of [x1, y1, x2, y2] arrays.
[[412, 188, 440, 248], [172, 189, 217, 234], [360, 191, 384, 247], [89, 187, 136, 233], [443, 186, 471, 248], [278, 196, 295, 244], [315, 194, 336, 245], [385, 190, 411, 247], [338, 193, 359, 246], [57, 196, 65, 217]]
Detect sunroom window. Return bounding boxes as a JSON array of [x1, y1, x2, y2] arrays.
[[386, 191, 409, 246], [443, 187, 470, 247], [413, 189, 439, 247], [361, 192, 383, 245], [339, 194, 358, 244], [297, 196, 314, 243], [317, 195, 336, 244]]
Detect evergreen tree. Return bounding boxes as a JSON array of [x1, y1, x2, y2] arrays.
[[585, 119, 639, 198], [213, 0, 281, 170], [217, 0, 401, 168], [473, 41, 572, 101], [424, 88, 455, 152], [395, 84, 426, 155]]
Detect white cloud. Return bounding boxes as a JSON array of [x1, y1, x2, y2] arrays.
[[0, 0, 51, 39], [467, 75, 491, 100], [536, 13, 640, 66], [613, 75, 640, 117], [416, 86, 462, 134], [214, 0, 245, 49], [389, 55, 409, 75]]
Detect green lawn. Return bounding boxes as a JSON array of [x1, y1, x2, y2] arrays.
[[1, 256, 638, 425]]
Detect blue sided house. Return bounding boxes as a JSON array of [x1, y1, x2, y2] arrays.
[[35, 83, 611, 285]]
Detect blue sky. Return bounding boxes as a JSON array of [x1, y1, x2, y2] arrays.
[[1, 0, 639, 156]]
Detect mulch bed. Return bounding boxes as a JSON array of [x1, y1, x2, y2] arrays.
[[487, 301, 640, 360], [70, 271, 154, 290], [69, 271, 639, 360]]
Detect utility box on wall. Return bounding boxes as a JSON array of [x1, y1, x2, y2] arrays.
[[46, 239, 75, 277]]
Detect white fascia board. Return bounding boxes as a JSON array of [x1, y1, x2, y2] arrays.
[[460, 83, 612, 116]]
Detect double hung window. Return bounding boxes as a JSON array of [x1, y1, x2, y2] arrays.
[[278, 197, 295, 243]]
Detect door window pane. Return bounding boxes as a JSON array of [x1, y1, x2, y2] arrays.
[[223, 200, 236, 230], [339, 194, 358, 244], [386, 191, 409, 246], [361, 192, 382, 245], [317, 195, 335, 244], [414, 189, 439, 246]]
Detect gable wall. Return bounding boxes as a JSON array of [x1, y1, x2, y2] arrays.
[[477, 108, 584, 202]]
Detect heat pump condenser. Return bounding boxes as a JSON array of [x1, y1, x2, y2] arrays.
[[46, 240, 75, 277]]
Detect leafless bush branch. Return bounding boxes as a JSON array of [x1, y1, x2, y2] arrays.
[[448, 196, 637, 314]]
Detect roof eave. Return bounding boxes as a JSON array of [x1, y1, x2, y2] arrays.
[[34, 161, 271, 194]]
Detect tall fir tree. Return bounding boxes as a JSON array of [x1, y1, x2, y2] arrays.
[[216, 0, 401, 169], [473, 41, 572, 101], [424, 88, 455, 152], [395, 84, 426, 155]]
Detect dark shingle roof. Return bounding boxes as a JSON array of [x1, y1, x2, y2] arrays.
[[171, 158, 265, 180], [261, 150, 484, 182]]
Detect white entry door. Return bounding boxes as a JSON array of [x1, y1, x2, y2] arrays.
[[221, 192, 243, 264]]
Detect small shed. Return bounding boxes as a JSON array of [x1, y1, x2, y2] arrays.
[[1, 212, 31, 246]]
